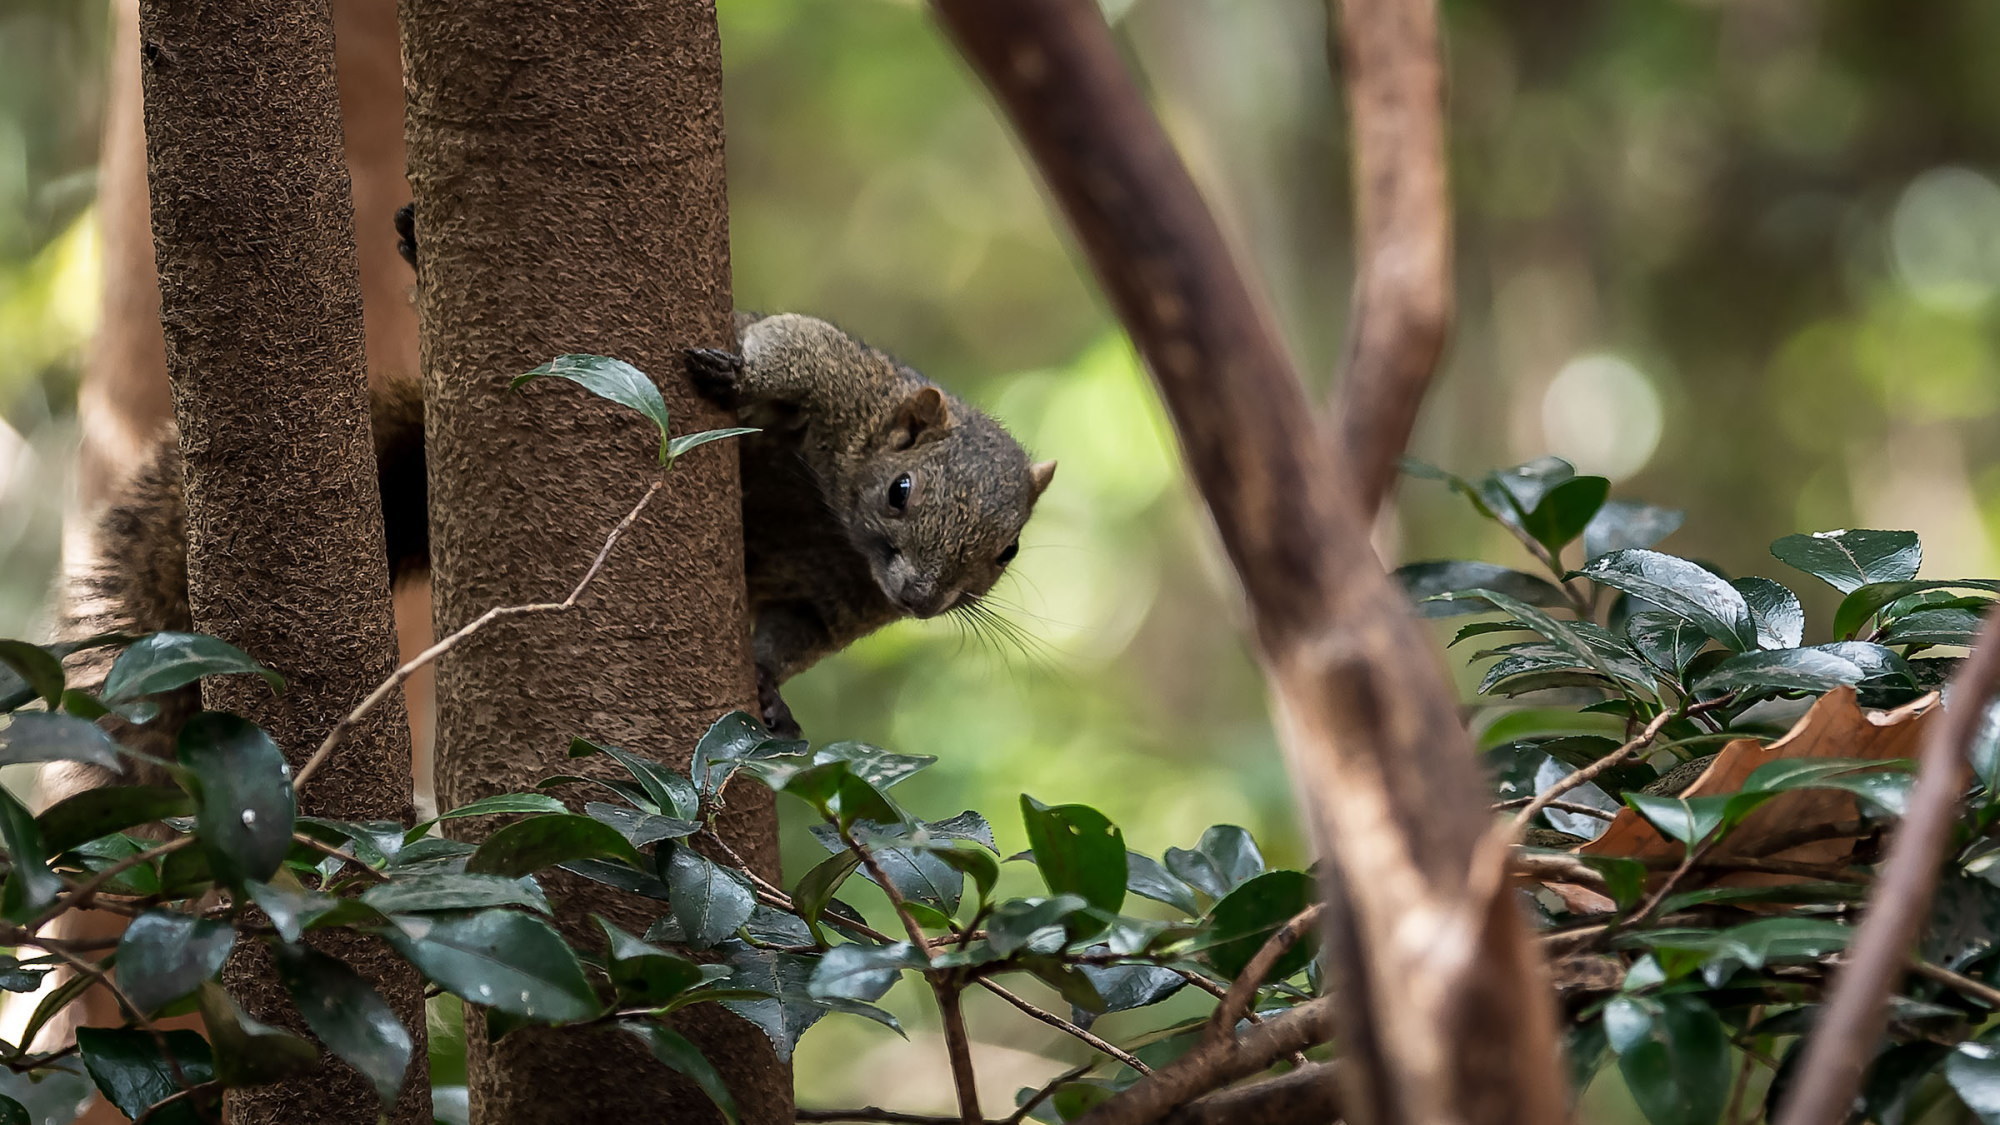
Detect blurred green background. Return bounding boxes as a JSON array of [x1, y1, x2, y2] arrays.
[[5, 0, 2000, 1118]]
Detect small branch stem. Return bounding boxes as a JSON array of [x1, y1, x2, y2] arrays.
[[975, 980, 1149, 1074], [1511, 696, 1733, 832], [1202, 904, 1324, 1046], [937, 986, 984, 1125]]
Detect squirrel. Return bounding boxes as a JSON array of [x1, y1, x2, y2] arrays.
[[67, 208, 1054, 738]]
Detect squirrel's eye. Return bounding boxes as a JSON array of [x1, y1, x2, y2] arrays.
[[887, 474, 913, 512], [997, 541, 1019, 566]]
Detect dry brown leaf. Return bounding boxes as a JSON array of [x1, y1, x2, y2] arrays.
[[1540, 687, 1937, 913]]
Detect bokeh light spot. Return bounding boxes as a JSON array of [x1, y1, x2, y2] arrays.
[[1539, 354, 1664, 482], [1890, 166, 2000, 309]]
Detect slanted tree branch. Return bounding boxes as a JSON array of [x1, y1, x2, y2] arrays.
[[1071, 996, 1337, 1125], [929, 2, 1566, 1121], [1776, 609, 2000, 1125], [1326, 0, 1453, 517]]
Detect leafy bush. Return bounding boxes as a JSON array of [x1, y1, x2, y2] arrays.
[[1402, 456, 2000, 1124]]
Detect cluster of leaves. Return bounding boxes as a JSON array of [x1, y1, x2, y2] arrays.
[[0, 636, 1320, 1124], [1398, 457, 2000, 1125]]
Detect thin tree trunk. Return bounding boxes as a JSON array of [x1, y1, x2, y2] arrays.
[[134, 0, 429, 1122], [400, 2, 789, 1123]]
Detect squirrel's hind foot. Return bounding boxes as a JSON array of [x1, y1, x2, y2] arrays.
[[685, 348, 745, 407], [394, 203, 418, 270], [756, 665, 802, 739]]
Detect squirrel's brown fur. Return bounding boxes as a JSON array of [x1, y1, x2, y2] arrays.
[[68, 314, 1053, 734]]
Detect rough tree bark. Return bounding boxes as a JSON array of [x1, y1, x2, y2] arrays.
[[931, 2, 1567, 1123], [134, 0, 429, 1121], [399, 2, 788, 1123]]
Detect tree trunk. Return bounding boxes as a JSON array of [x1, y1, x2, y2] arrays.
[[134, 0, 429, 1122], [399, 2, 788, 1123]]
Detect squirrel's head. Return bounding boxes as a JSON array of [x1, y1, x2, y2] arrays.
[[852, 385, 1054, 619]]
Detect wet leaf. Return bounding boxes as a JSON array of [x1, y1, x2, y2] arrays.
[[513, 355, 673, 464], [622, 1022, 741, 1124], [664, 845, 757, 950], [1394, 561, 1567, 618], [1584, 501, 1686, 562], [276, 945, 413, 1105], [1734, 577, 1805, 651], [103, 633, 281, 702], [465, 813, 643, 878], [384, 909, 599, 1022], [1578, 550, 1756, 652], [177, 712, 295, 887], [1203, 870, 1317, 982], [1771, 529, 1922, 595], [118, 911, 234, 1013], [76, 1027, 215, 1125], [0, 713, 123, 772]]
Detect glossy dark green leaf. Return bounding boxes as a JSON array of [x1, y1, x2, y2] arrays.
[[76, 1026, 216, 1125], [793, 850, 863, 933], [245, 878, 334, 942], [664, 845, 757, 950], [1164, 825, 1266, 900], [1603, 994, 1730, 1125], [275, 945, 413, 1105], [1584, 501, 1686, 562], [819, 997, 906, 1037], [298, 817, 406, 866], [595, 918, 709, 1005], [0, 713, 122, 772], [622, 1021, 741, 1124], [0, 642, 62, 708], [0, 954, 46, 994], [464, 813, 643, 879], [779, 760, 901, 829], [513, 354, 674, 464], [987, 895, 1088, 956], [0, 786, 61, 920], [103, 632, 281, 702], [1203, 870, 1317, 982], [177, 712, 294, 886], [1771, 529, 1922, 595], [1077, 962, 1185, 1015], [362, 873, 551, 916], [1835, 579, 2000, 639], [921, 841, 999, 906], [1947, 1033, 2000, 1123], [1021, 797, 1126, 922], [1694, 647, 1870, 696], [0, 1095, 23, 1125], [1480, 457, 1576, 522], [1625, 793, 1729, 848], [812, 741, 936, 789], [117, 910, 234, 1013], [1394, 561, 1567, 618], [385, 908, 599, 1022], [1733, 576, 1805, 650], [197, 980, 319, 1087], [1626, 612, 1709, 674], [583, 802, 700, 848], [808, 822, 963, 918], [1866, 1042, 1952, 1125], [37, 785, 189, 853], [808, 942, 924, 1002], [1579, 550, 1756, 651], [561, 858, 672, 900], [413, 792, 569, 839], [690, 711, 802, 795], [718, 946, 824, 1062], [566, 738, 699, 819], [666, 427, 759, 463], [1882, 606, 1988, 647], [1521, 475, 1610, 554], [1125, 851, 1199, 914]]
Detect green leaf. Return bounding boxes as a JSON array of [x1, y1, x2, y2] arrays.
[[103, 632, 282, 702], [1584, 501, 1685, 562], [117, 911, 234, 1013], [0, 712, 124, 772], [1603, 994, 1730, 1125], [1125, 851, 1199, 914], [298, 817, 407, 866], [1625, 612, 1709, 674], [1164, 825, 1265, 900], [818, 997, 906, 1037], [621, 1022, 741, 1125], [1480, 457, 1576, 524], [1947, 1033, 2000, 1123], [38, 786, 190, 853], [362, 873, 552, 916], [689, 711, 802, 795], [1694, 647, 1872, 697], [1834, 580, 2000, 639], [1882, 606, 1988, 648], [1076, 962, 1185, 1015], [666, 427, 759, 464], [1625, 793, 1730, 848], [275, 945, 413, 1106], [567, 738, 699, 818], [0, 786, 62, 921], [664, 845, 757, 950], [1394, 562, 1567, 618], [0, 641, 63, 708], [811, 741, 937, 789], [808, 823, 963, 918], [1733, 577, 1805, 651], [384, 908, 599, 1022], [409, 792, 569, 839], [465, 813, 643, 879], [513, 354, 674, 464], [196, 980, 319, 1087], [1578, 550, 1757, 652], [1521, 475, 1610, 554], [177, 712, 295, 887], [987, 895, 1088, 957], [921, 841, 1000, 907], [1740, 758, 1901, 795], [1202, 870, 1317, 982], [778, 760, 901, 829], [583, 802, 700, 848], [792, 850, 863, 933], [0, 1095, 24, 1125], [1021, 797, 1126, 922], [246, 877, 334, 942], [1771, 529, 1922, 595], [808, 942, 925, 1002], [717, 947, 823, 1062], [595, 918, 709, 1005], [77, 1026, 216, 1125]]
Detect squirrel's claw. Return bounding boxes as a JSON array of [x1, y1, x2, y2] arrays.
[[756, 665, 802, 739], [394, 202, 418, 271], [685, 347, 746, 407]]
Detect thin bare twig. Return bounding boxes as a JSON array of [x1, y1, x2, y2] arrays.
[[975, 980, 1149, 1074], [293, 478, 664, 793], [1004, 1062, 1094, 1125], [1490, 796, 1617, 820], [1203, 903, 1324, 1046], [1777, 609, 2000, 1125], [1908, 958, 2000, 1010], [26, 837, 190, 933], [1512, 697, 1734, 832], [291, 833, 389, 882]]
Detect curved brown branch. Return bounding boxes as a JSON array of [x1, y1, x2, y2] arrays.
[[929, 3, 1566, 1121], [1776, 610, 2000, 1125], [1202, 903, 1325, 1046], [1158, 1061, 1341, 1125], [1070, 996, 1337, 1125], [1326, 0, 1453, 517]]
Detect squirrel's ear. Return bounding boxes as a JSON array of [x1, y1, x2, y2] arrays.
[[1030, 459, 1057, 499], [889, 386, 952, 450]]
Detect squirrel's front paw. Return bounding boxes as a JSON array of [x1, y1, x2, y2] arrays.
[[394, 203, 418, 271], [685, 348, 745, 408], [756, 666, 802, 739]]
